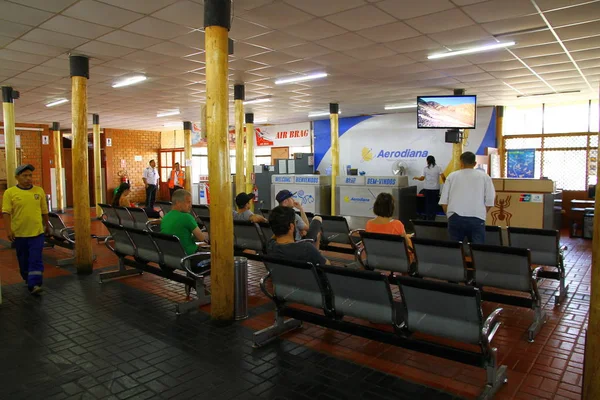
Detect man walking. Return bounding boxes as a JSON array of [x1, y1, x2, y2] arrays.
[[168, 162, 184, 199], [439, 151, 496, 244], [142, 159, 159, 208], [2, 164, 50, 295]]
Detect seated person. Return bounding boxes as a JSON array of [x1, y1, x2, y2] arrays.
[[233, 192, 267, 223], [275, 189, 309, 240], [161, 189, 207, 254], [366, 192, 413, 241], [266, 206, 329, 266], [113, 182, 160, 218]]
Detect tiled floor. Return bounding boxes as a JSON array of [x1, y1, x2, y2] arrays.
[[0, 210, 590, 399]]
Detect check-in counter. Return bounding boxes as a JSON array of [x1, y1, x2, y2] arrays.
[[487, 178, 559, 229], [270, 175, 331, 214]]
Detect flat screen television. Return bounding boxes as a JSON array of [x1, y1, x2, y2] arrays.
[[417, 95, 477, 129]]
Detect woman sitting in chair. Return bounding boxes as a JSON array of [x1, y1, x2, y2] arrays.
[[112, 183, 161, 218], [366, 193, 413, 250]]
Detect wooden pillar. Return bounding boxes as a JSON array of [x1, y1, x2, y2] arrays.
[[2, 86, 18, 188], [52, 122, 65, 213], [70, 55, 93, 275], [496, 106, 505, 177], [205, 0, 234, 320], [234, 84, 245, 195], [92, 114, 103, 217], [330, 103, 340, 216], [583, 90, 600, 399], [245, 113, 254, 211], [183, 121, 193, 192]]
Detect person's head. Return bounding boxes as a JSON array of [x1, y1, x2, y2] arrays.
[[15, 164, 35, 188], [174, 162, 180, 170], [149, 159, 156, 168], [269, 206, 296, 238], [426, 155, 436, 167], [172, 189, 192, 212], [373, 192, 395, 218], [235, 192, 255, 211], [276, 190, 296, 208], [459, 151, 477, 169], [112, 182, 131, 206]]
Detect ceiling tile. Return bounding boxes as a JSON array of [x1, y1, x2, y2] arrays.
[[428, 24, 493, 46], [64, 1, 143, 28], [284, 0, 366, 17], [325, 5, 397, 31], [368, 54, 415, 67], [451, 0, 487, 4], [505, 30, 557, 48], [0, 35, 13, 47], [525, 53, 570, 66], [122, 17, 193, 40], [0, 20, 33, 39], [229, 18, 271, 41], [385, 35, 443, 53], [285, 19, 347, 41], [318, 32, 375, 51], [456, 72, 496, 82], [309, 52, 358, 65], [0, 49, 50, 64], [405, 9, 475, 34], [0, 2, 53, 26], [280, 43, 333, 59], [229, 58, 268, 71], [511, 42, 565, 58], [564, 36, 600, 52], [151, 1, 204, 29], [241, 3, 314, 29], [96, 0, 179, 13], [5, 40, 67, 57], [123, 49, 180, 64], [462, 0, 537, 23], [535, 0, 594, 12], [556, 20, 600, 41], [20, 28, 88, 49], [11, 0, 79, 13], [230, 42, 271, 58], [75, 41, 137, 58], [40, 16, 114, 39], [246, 32, 306, 50], [97, 30, 163, 49], [545, 2, 600, 26], [343, 44, 395, 60], [572, 48, 600, 61], [247, 51, 301, 66], [481, 15, 545, 35], [171, 31, 205, 51], [283, 60, 328, 73], [356, 22, 420, 43], [233, 0, 276, 12], [462, 49, 515, 63], [146, 41, 198, 57], [376, 0, 455, 20], [478, 59, 527, 71]]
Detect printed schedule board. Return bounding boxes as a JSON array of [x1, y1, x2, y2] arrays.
[[507, 149, 535, 179]]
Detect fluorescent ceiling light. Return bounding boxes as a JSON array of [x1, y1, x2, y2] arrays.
[[384, 103, 417, 110], [254, 118, 268, 124], [308, 110, 341, 118], [244, 98, 271, 105], [46, 98, 69, 107], [517, 90, 580, 98], [157, 110, 180, 118], [112, 75, 147, 88], [163, 122, 182, 128], [428, 41, 516, 60], [275, 72, 328, 85]]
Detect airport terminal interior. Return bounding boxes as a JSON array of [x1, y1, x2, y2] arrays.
[[1, 0, 600, 399]]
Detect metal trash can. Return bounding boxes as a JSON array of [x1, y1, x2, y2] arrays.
[[46, 194, 52, 213], [234, 256, 249, 320]]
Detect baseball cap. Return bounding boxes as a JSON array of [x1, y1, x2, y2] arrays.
[[15, 164, 35, 175], [276, 190, 296, 203], [235, 192, 255, 208]]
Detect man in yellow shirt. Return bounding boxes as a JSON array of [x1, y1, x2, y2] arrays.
[[2, 164, 50, 295]]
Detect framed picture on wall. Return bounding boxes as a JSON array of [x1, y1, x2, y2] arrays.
[[507, 149, 535, 179]]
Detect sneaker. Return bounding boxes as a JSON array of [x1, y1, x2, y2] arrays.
[[30, 286, 43, 295]]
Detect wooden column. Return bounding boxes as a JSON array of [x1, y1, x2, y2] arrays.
[[52, 122, 65, 213], [330, 103, 340, 216], [183, 121, 193, 192], [234, 84, 245, 195], [245, 113, 254, 211], [70, 55, 93, 275], [583, 91, 600, 399], [92, 114, 103, 217], [2, 86, 18, 188], [205, 0, 234, 320], [496, 106, 505, 177]]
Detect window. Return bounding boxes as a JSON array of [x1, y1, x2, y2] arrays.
[[504, 105, 543, 135], [543, 101, 589, 134]]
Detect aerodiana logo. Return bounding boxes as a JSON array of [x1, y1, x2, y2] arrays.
[[344, 196, 370, 203], [361, 147, 428, 162]]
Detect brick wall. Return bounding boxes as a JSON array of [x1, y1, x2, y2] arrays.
[[105, 129, 160, 204], [0, 128, 45, 198]]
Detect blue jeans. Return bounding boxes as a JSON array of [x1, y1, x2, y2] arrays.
[[14, 234, 45, 290], [448, 214, 485, 244]]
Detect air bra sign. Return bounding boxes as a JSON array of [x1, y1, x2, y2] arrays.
[[255, 122, 311, 147]]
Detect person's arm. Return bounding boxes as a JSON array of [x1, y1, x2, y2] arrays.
[[42, 213, 51, 235], [440, 172, 446, 183], [412, 176, 424, 181], [119, 196, 129, 207], [3, 213, 14, 241], [294, 200, 309, 228], [484, 177, 496, 214], [439, 176, 450, 214], [192, 226, 207, 243], [249, 214, 267, 223]]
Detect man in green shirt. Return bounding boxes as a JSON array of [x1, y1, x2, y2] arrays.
[[161, 189, 206, 254]]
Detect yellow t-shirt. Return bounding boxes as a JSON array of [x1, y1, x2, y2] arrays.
[[2, 185, 48, 237]]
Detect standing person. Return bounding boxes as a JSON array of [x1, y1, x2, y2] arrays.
[[161, 189, 207, 254], [168, 162, 185, 199], [413, 155, 446, 221], [275, 190, 309, 240], [142, 159, 159, 209], [2, 164, 50, 295], [439, 151, 496, 244]]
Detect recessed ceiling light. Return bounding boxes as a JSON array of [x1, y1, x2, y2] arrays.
[[384, 103, 417, 110], [46, 98, 69, 107], [244, 97, 271, 105], [428, 41, 516, 60], [308, 110, 341, 118], [275, 72, 328, 85], [157, 110, 180, 118], [112, 74, 147, 88]]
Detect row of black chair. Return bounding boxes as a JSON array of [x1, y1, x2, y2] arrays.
[[254, 256, 507, 400], [98, 203, 159, 232]]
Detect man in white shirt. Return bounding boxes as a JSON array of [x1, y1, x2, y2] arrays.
[[439, 151, 495, 244], [142, 159, 160, 208]]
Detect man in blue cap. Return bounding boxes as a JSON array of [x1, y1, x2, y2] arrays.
[[275, 189, 309, 240], [2, 164, 50, 295]]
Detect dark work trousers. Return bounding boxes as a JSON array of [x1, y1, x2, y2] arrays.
[[145, 184, 157, 208], [423, 189, 440, 221], [447, 214, 485, 244], [14, 234, 45, 290], [169, 186, 183, 199]]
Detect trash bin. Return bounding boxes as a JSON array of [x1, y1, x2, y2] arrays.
[[46, 194, 52, 213], [234, 256, 248, 320]]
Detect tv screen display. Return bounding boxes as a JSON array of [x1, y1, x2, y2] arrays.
[[417, 95, 477, 129]]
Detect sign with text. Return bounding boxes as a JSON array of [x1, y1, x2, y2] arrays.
[[0, 134, 22, 148], [255, 123, 310, 147]]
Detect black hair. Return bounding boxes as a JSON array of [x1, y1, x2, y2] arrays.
[[112, 182, 130, 206], [373, 192, 395, 218], [268, 206, 296, 237], [149, 159, 155, 164], [460, 151, 476, 166], [426, 155, 436, 168]]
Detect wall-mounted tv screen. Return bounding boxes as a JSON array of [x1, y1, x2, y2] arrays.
[[417, 95, 477, 129]]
